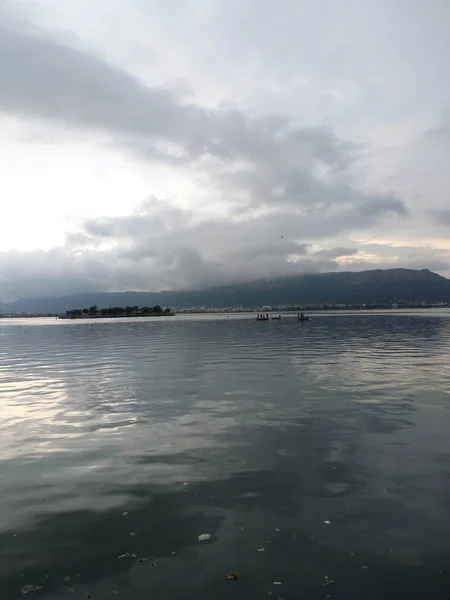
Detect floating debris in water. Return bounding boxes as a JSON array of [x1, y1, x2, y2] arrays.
[[324, 521, 331, 525], [361, 566, 368, 570], [67, 588, 75, 594], [122, 512, 128, 517], [130, 532, 137, 536], [273, 581, 282, 585], [61, 576, 70, 582], [118, 553, 130, 559], [20, 584, 42, 595], [197, 533, 211, 541], [136, 556, 151, 564], [131, 553, 137, 558], [226, 572, 238, 580], [316, 576, 335, 598], [275, 528, 280, 532]]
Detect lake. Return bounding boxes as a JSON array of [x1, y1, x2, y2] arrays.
[[1, 311, 450, 600]]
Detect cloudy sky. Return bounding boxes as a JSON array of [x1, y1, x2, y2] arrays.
[[0, 0, 449, 300]]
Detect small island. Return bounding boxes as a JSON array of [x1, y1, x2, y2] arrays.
[[60, 305, 175, 319]]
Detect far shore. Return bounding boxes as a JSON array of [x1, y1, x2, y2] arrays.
[[1, 304, 449, 319]]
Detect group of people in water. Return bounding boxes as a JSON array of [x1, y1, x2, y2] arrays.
[[256, 312, 307, 321]]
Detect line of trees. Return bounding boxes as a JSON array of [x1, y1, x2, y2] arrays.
[[64, 305, 173, 318]]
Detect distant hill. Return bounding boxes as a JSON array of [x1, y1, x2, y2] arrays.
[[1, 268, 450, 313]]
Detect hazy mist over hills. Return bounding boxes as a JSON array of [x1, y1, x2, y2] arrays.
[[1, 269, 449, 313]]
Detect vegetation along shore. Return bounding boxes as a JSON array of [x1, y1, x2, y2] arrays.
[[60, 305, 175, 319]]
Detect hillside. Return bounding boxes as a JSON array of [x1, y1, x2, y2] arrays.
[[1, 269, 450, 313]]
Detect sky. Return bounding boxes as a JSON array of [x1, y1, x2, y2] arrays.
[[0, 0, 449, 301]]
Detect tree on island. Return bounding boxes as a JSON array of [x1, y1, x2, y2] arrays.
[[152, 305, 162, 314]]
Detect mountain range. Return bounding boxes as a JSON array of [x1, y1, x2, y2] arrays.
[[1, 268, 450, 313]]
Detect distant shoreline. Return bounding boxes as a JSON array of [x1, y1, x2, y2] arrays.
[[176, 304, 449, 314], [1, 305, 449, 319]]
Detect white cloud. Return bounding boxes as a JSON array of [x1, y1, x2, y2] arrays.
[[0, 0, 448, 300]]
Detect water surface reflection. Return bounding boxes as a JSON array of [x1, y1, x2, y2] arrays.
[[1, 314, 450, 599]]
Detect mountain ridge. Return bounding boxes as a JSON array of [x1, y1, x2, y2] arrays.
[[1, 268, 449, 313]]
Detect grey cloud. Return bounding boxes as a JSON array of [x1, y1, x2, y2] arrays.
[[430, 209, 450, 226], [0, 199, 446, 302], [76, 198, 408, 282], [0, 199, 357, 300], [0, 20, 407, 221], [0, 7, 421, 300], [425, 109, 450, 141], [78, 197, 401, 269], [358, 194, 408, 218], [0, 23, 198, 146], [0, 22, 353, 170], [82, 199, 191, 241], [1, 223, 448, 302], [226, 241, 309, 260]]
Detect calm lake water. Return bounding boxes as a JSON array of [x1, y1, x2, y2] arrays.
[[1, 312, 450, 600]]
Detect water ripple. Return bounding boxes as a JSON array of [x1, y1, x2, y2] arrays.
[[1, 313, 450, 599]]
